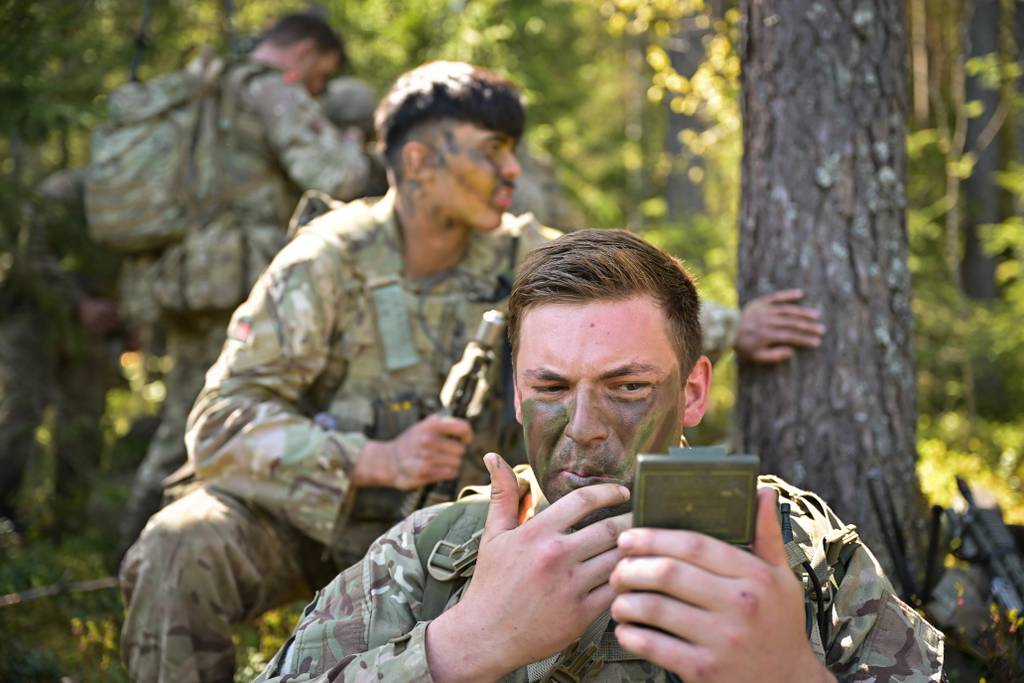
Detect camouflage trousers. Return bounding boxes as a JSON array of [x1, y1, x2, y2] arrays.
[[119, 311, 231, 548], [120, 486, 338, 683]]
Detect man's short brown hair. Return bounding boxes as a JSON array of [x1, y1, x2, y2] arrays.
[[508, 229, 703, 372]]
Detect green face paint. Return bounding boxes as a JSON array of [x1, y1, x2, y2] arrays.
[[521, 371, 683, 526]]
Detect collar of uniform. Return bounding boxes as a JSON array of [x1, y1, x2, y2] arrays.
[[242, 55, 284, 74], [358, 190, 404, 280], [512, 464, 550, 522], [455, 213, 522, 284]]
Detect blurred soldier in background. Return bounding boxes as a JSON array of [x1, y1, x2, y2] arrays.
[[321, 76, 390, 197], [113, 13, 372, 553], [0, 169, 127, 527], [314, 78, 823, 365]]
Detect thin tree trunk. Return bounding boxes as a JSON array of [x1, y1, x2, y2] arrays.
[[737, 0, 923, 573], [961, 0, 1001, 300], [663, 17, 707, 220]]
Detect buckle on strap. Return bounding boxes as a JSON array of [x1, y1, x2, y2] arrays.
[[824, 524, 859, 566], [427, 528, 483, 581], [541, 641, 605, 683]]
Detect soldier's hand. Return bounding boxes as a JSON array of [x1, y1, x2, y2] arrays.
[[735, 289, 825, 364], [355, 415, 472, 490], [610, 488, 835, 683], [426, 453, 632, 682]]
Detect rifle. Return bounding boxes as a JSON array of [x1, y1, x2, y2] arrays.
[[403, 310, 506, 514], [0, 575, 119, 608], [954, 476, 1024, 615], [128, 0, 156, 82]]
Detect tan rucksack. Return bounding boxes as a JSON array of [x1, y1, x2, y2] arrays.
[[84, 51, 228, 254]]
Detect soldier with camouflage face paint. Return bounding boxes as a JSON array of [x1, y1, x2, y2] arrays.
[[312, 75, 825, 367], [256, 229, 944, 683], [116, 12, 372, 554]]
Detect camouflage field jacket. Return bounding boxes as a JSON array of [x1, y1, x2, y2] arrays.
[[255, 466, 944, 682], [186, 190, 742, 554]]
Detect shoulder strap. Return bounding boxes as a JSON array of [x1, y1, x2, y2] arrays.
[[416, 496, 489, 621], [760, 475, 862, 651]]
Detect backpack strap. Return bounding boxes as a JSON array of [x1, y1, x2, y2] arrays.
[[760, 475, 863, 653], [416, 496, 489, 621]]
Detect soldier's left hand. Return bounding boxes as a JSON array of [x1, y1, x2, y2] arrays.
[[735, 289, 825, 363], [609, 487, 836, 683]]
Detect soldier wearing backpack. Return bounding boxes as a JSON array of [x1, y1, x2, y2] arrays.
[[84, 13, 373, 554]]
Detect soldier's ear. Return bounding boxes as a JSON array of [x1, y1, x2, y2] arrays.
[[290, 38, 318, 64], [282, 39, 318, 83], [400, 141, 433, 180], [682, 355, 712, 428]]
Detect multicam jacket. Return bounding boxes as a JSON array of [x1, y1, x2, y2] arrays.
[[255, 466, 944, 683], [186, 190, 743, 564], [185, 193, 558, 564]]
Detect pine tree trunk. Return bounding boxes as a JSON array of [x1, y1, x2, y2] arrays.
[[736, 0, 923, 572]]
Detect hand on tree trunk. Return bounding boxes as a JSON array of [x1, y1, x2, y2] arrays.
[[734, 289, 825, 364]]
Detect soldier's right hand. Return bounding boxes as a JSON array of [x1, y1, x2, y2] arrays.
[[425, 453, 632, 682], [354, 415, 472, 490]]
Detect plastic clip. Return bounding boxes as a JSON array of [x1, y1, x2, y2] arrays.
[[542, 641, 605, 683], [427, 528, 483, 582]]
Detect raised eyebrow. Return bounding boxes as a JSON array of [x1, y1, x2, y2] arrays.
[[597, 363, 661, 381]]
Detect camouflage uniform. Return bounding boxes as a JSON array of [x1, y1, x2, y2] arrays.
[[119, 56, 371, 548], [119, 192, 553, 682], [320, 77, 388, 198], [256, 466, 945, 682], [0, 169, 123, 522], [119, 190, 742, 681]]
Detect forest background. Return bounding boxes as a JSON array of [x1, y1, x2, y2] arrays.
[[1, 0, 1023, 680]]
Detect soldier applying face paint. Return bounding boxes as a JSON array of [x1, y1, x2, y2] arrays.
[[256, 229, 944, 683]]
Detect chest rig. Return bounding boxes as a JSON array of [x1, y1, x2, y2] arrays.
[[308, 197, 535, 565]]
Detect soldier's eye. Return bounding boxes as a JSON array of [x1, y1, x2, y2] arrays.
[[613, 382, 651, 397]]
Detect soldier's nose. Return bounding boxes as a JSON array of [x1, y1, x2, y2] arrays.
[[564, 396, 609, 446], [502, 151, 522, 182]]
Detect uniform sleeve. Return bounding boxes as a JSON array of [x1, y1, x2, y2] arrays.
[[185, 233, 365, 545], [826, 544, 945, 681], [248, 75, 371, 201], [699, 301, 740, 363], [255, 507, 444, 682]]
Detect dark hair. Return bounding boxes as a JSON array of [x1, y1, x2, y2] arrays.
[[261, 13, 345, 59], [374, 61, 525, 169], [508, 229, 704, 372]]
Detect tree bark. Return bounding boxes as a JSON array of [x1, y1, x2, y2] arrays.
[[736, 0, 923, 572]]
